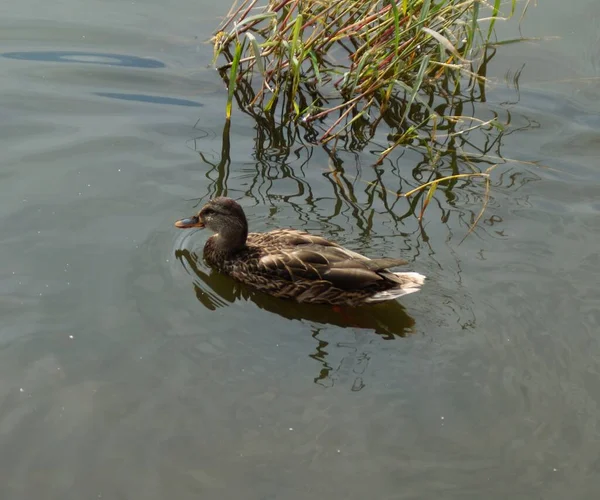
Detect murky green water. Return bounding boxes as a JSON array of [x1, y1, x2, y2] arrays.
[[1, 1, 600, 498]]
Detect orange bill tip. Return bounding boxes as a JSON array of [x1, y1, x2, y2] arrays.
[[174, 216, 204, 229]]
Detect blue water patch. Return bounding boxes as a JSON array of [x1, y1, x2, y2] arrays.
[[2, 51, 165, 68], [95, 92, 203, 107]]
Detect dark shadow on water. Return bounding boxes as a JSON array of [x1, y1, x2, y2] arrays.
[[95, 93, 202, 107], [2, 51, 165, 68]]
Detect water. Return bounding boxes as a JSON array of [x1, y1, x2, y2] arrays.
[[1, 1, 600, 498]]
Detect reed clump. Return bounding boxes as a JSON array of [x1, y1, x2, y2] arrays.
[[213, 0, 515, 152], [210, 0, 530, 227]]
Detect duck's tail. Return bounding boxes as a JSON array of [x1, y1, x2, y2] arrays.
[[366, 272, 426, 303]]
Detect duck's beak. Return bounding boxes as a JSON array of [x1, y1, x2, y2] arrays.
[[174, 215, 204, 229]]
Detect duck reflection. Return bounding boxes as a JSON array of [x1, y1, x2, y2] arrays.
[[176, 249, 416, 388]]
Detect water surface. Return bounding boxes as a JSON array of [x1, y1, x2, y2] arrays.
[[1, 1, 600, 499]]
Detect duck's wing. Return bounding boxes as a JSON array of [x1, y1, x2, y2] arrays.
[[249, 229, 342, 251], [250, 230, 408, 290]]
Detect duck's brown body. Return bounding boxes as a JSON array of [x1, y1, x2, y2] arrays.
[[176, 198, 425, 306]]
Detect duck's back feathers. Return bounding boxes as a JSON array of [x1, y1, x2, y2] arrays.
[[205, 229, 423, 306]]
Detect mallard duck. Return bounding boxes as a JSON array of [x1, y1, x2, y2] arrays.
[[175, 197, 425, 306]]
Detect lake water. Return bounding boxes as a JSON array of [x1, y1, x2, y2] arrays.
[[1, 1, 600, 498]]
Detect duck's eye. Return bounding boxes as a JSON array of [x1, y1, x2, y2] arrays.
[[203, 208, 214, 217]]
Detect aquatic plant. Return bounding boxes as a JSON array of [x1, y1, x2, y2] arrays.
[[215, 1, 518, 136], [210, 0, 529, 225]]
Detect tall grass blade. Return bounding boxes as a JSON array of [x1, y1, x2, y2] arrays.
[[467, 0, 479, 52], [225, 40, 243, 120], [400, 55, 430, 126], [308, 50, 322, 85], [246, 33, 265, 76], [486, 0, 502, 40], [390, 0, 400, 57], [233, 12, 277, 32], [419, 0, 431, 23], [422, 27, 463, 61], [419, 181, 438, 220]]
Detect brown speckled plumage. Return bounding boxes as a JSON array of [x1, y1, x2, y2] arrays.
[[175, 197, 425, 306]]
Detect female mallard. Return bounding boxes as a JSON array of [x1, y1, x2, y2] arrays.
[[175, 197, 425, 306]]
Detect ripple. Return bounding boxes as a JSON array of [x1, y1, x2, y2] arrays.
[[94, 92, 202, 107], [2, 51, 165, 68]]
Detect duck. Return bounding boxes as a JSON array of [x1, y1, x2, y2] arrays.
[[174, 197, 425, 306]]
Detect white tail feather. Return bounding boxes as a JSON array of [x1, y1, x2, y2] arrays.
[[365, 272, 426, 303]]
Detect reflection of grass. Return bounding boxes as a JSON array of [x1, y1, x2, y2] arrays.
[[191, 106, 540, 243]]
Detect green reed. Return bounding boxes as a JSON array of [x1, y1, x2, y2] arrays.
[[214, 0, 516, 128]]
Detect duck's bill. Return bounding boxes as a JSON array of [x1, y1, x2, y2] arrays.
[[174, 216, 204, 229]]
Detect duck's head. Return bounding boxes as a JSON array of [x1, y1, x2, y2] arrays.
[[175, 197, 248, 249]]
